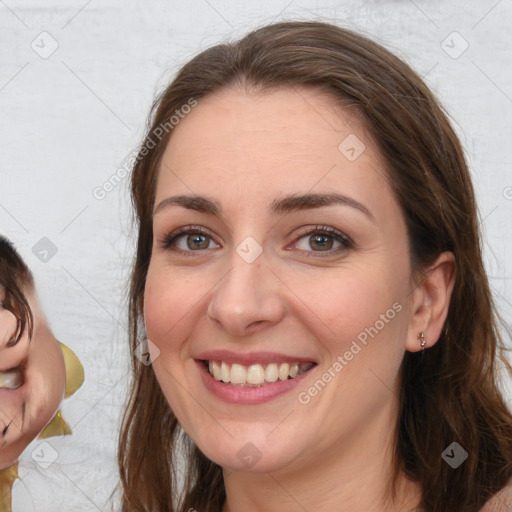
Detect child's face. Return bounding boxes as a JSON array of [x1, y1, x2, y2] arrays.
[[0, 285, 66, 469]]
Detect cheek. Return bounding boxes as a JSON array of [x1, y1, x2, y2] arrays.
[[0, 308, 17, 338], [286, 266, 408, 394], [289, 268, 396, 344], [26, 338, 66, 434], [0, 309, 28, 369], [287, 272, 407, 433], [143, 262, 206, 353]]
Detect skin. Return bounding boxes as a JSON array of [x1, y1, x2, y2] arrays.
[[0, 284, 66, 470], [144, 86, 456, 512]]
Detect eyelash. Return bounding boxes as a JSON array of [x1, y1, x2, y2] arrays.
[[2, 420, 12, 437], [158, 224, 354, 257]]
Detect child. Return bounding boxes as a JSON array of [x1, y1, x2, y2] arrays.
[[0, 236, 84, 512]]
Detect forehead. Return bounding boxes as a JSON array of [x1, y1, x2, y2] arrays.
[[155, 86, 393, 216]]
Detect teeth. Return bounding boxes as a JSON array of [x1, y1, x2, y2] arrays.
[[206, 360, 314, 386], [220, 361, 230, 382], [209, 361, 221, 380], [247, 364, 265, 385], [231, 364, 246, 384], [278, 363, 290, 381], [264, 363, 279, 383], [0, 370, 22, 390]]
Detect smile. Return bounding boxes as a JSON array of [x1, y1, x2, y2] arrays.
[[204, 360, 316, 387], [0, 368, 23, 390]]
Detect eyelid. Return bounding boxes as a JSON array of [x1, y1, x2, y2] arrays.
[[6, 335, 20, 348], [3, 325, 21, 348], [290, 224, 353, 245]]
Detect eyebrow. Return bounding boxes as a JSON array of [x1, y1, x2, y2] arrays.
[[153, 192, 376, 223]]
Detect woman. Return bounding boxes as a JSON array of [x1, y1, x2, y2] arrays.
[[117, 21, 512, 512], [0, 236, 84, 511]]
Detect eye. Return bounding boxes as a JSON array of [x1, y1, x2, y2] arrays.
[[2, 324, 20, 348], [158, 224, 353, 257], [159, 225, 220, 254], [290, 225, 353, 256], [6, 334, 19, 348]]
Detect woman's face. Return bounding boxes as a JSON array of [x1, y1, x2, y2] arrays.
[[0, 285, 66, 469], [144, 86, 420, 473]]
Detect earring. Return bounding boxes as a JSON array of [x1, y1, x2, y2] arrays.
[[418, 332, 426, 352]]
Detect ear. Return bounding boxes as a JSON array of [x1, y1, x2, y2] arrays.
[[405, 251, 456, 353]]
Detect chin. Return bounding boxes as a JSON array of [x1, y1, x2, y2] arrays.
[[214, 450, 299, 474], [0, 435, 32, 469], [25, 376, 65, 436], [193, 431, 300, 474]]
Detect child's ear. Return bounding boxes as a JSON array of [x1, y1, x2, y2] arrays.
[[405, 251, 456, 352]]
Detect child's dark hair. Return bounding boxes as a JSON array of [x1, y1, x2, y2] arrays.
[[0, 236, 34, 346]]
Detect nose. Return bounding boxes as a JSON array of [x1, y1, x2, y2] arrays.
[[206, 251, 285, 337]]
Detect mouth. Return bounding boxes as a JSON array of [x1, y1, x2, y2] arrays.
[[0, 367, 24, 390], [0, 357, 27, 390], [199, 360, 317, 387]]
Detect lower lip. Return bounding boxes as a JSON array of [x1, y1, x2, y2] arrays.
[[0, 381, 28, 411], [195, 360, 315, 405]]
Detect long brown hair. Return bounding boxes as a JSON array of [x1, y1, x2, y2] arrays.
[[117, 21, 512, 511]]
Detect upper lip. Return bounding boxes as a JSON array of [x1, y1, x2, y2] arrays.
[[195, 350, 318, 365], [0, 353, 29, 374], [0, 357, 28, 382]]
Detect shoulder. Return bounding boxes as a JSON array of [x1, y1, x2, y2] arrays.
[[480, 479, 512, 512]]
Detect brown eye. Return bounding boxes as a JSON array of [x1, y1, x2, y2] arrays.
[[292, 225, 353, 255], [160, 226, 220, 253], [185, 233, 211, 250], [308, 233, 334, 251]]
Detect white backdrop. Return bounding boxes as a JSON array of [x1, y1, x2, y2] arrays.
[[1, 1, 511, 510]]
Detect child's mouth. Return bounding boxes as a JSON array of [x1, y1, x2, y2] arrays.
[[0, 367, 24, 389]]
